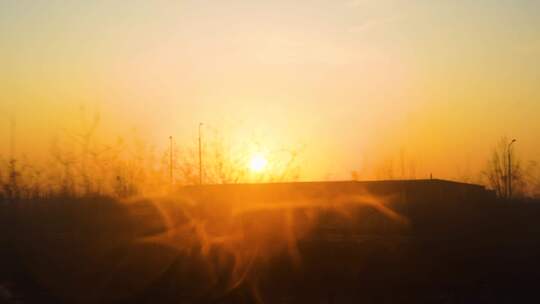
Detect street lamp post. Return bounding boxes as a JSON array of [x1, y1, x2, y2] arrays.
[[169, 136, 173, 186], [198, 123, 204, 185], [508, 139, 516, 199]]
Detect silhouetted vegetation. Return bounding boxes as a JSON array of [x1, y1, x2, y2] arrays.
[[482, 137, 540, 199], [0, 121, 302, 203]]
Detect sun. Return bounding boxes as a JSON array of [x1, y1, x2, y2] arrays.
[[249, 153, 268, 173]]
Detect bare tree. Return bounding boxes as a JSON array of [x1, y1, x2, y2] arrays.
[[482, 137, 531, 198], [71, 106, 100, 195]]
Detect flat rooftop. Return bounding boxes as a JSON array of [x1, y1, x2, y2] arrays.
[[178, 179, 489, 203]]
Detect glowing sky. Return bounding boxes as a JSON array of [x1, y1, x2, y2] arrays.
[[1, 0, 539, 180]]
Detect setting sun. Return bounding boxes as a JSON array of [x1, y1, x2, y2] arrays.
[[249, 154, 268, 173], [3, 1, 540, 303]]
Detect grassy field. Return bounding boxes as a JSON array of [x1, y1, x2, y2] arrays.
[[2, 195, 540, 303]]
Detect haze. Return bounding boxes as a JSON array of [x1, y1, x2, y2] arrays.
[[1, 0, 539, 180]]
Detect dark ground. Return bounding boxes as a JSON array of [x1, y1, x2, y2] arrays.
[[1, 196, 540, 304]]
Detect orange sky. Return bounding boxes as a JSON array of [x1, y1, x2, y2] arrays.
[[1, 0, 539, 181]]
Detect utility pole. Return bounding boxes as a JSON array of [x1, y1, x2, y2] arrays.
[[9, 115, 15, 163], [508, 139, 516, 199], [169, 136, 174, 186], [8, 115, 17, 200], [198, 123, 203, 185]]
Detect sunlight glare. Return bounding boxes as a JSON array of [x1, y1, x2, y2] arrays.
[[249, 154, 268, 173]]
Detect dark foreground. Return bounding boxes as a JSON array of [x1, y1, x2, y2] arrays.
[[1, 195, 540, 304]]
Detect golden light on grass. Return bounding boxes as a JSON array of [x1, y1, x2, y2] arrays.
[[249, 153, 268, 173]]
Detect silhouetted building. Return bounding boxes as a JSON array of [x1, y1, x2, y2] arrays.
[[179, 179, 492, 206], [178, 179, 495, 237]]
